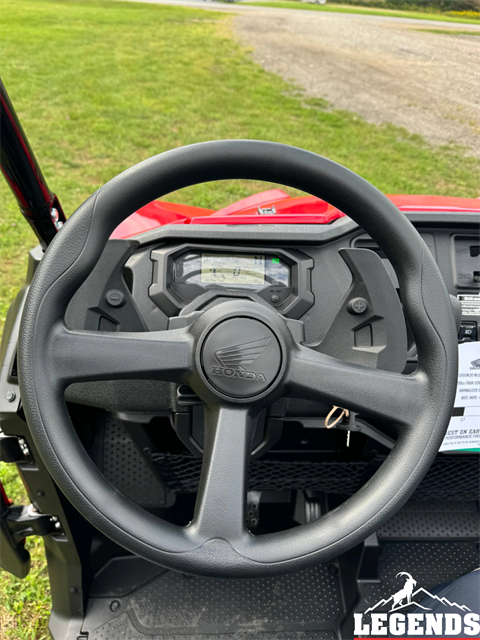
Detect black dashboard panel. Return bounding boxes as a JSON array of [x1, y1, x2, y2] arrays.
[[62, 213, 480, 414], [451, 234, 480, 290], [149, 244, 314, 319]]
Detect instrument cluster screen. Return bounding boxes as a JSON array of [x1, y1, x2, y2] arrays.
[[201, 253, 265, 286], [173, 251, 290, 290]]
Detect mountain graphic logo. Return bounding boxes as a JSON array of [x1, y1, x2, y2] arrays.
[[214, 337, 271, 371], [471, 357, 480, 370], [364, 572, 472, 614], [355, 572, 477, 637]]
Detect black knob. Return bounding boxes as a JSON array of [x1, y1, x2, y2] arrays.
[[106, 289, 126, 308]]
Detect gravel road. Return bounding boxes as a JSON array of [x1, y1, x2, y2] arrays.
[[234, 9, 480, 155], [124, 0, 479, 155]]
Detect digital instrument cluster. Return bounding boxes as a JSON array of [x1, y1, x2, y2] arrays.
[[173, 252, 290, 289], [149, 244, 314, 319]]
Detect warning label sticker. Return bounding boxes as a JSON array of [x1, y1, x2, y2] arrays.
[[458, 293, 480, 316], [440, 341, 480, 452]]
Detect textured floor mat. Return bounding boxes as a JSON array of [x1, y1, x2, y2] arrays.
[[378, 501, 480, 540], [90, 615, 337, 640], [84, 563, 343, 640], [83, 542, 479, 640]]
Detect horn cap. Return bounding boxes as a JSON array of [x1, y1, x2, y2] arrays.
[[201, 317, 282, 398]]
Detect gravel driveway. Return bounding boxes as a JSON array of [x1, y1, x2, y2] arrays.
[[125, 0, 479, 156], [234, 10, 480, 156]]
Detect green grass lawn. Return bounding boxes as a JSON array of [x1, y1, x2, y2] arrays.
[[413, 27, 480, 33], [241, 0, 480, 23], [0, 0, 479, 636]]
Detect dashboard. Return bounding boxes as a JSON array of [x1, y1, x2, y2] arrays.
[[63, 212, 480, 420], [1, 205, 476, 520]]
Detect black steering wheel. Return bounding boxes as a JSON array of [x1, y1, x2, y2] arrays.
[[18, 141, 458, 577]]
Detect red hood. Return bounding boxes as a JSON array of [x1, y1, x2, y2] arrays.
[[110, 189, 480, 239]]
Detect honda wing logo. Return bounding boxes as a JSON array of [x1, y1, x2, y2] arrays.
[[211, 336, 271, 381], [214, 336, 271, 369], [354, 572, 479, 637]]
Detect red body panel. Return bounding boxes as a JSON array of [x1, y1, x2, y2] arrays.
[[110, 200, 214, 239], [111, 190, 480, 239]]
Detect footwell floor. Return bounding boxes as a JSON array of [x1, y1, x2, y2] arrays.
[[82, 502, 479, 640]]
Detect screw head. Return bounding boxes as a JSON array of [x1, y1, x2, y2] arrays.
[[70, 587, 78, 594], [5, 390, 16, 402], [271, 294, 280, 304], [110, 600, 121, 612], [347, 297, 368, 315], [37, 490, 46, 497]]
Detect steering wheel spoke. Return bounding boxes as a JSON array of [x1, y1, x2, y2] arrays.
[[189, 405, 257, 543], [287, 344, 427, 428], [50, 323, 193, 386]]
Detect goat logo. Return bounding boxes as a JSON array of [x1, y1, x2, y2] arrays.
[[356, 572, 476, 637], [363, 572, 471, 616], [392, 572, 417, 610]]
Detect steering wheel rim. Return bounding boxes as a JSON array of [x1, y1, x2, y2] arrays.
[[18, 140, 458, 577]]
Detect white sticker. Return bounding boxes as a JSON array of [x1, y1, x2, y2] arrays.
[[457, 293, 480, 316], [440, 341, 480, 452]]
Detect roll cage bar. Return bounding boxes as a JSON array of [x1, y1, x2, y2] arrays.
[[0, 79, 66, 249]]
